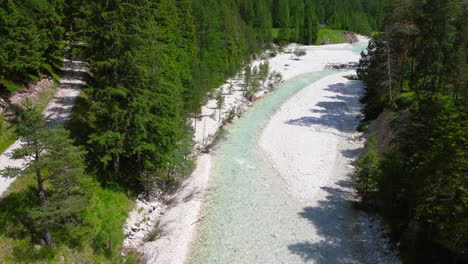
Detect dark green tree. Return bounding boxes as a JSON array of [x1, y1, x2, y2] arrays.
[[1, 101, 87, 247]]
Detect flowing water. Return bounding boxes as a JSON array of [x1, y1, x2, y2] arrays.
[[189, 44, 375, 264]]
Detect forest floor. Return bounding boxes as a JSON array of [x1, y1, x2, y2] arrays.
[[137, 36, 398, 263], [0, 58, 88, 196]]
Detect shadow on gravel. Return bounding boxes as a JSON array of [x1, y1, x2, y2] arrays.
[[288, 180, 363, 264], [43, 60, 88, 128], [341, 148, 363, 159], [286, 79, 367, 263], [284, 82, 362, 134]]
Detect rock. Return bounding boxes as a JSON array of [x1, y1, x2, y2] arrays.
[[325, 62, 359, 70], [342, 32, 359, 43]]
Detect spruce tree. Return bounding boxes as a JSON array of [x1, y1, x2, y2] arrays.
[[1, 101, 87, 247]]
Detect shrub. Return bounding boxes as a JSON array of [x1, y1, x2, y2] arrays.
[[353, 135, 381, 201], [41, 63, 61, 82], [293, 48, 307, 60], [396, 92, 416, 109], [357, 121, 369, 132], [1, 81, 21, 93]]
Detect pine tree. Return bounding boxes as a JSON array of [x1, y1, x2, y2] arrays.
[[1, 101, 87, 247], [277, 0, 291, 42]]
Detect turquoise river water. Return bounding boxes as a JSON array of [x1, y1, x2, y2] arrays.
[[189, 45, 369, 264]]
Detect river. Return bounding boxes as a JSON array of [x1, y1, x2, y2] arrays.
[[187, 40, 399, 263]]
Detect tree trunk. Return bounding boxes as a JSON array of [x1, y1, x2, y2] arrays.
[[219, 108, 222, 122], [113, 153, 120, 176], [386, 29, 393, 102], [36, 167, 52, 247]]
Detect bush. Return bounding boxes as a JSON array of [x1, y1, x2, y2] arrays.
[[353, 135, 381, 201], [293, 48, 307, 60], [357, 121, 369, 132], [1, 81, 21, 93], [41, 63, 61, 83], [28, 74, 40, 83], [395, 92, 416, 109]]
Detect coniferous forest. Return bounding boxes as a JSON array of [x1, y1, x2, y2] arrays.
[[0, 0, 466, 263], [1, 0, 385, 191], [356, 0, 467, 263]]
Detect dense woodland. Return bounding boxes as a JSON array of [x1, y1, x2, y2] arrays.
[[1, 0, 465, 263], [0, 0, 385, 261], [1, 0, 385, 189], [356, 0, 467, 263]]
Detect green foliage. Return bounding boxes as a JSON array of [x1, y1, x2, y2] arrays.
[[258, 61, 270, 83], [0, 0, 388, 261], [241, 62, 273, 101], [0, 81, 21, 93], [0, 0, 65, 84], [0, 101, 88, 247], [316, 29, 346, 44], [311, 0, 384, 35], [357, 0, 468, 262], [272, 28, 280, 39], [41, 63, 61, 83], [293, 48, 307, 60], [86, 183, 132, 259], [395, 92, 416, 109], [215, 89, 225, 122], [357, 33, 389, 119], [356, 121, 369, 132], [271, 0, 384, 44], [353, 135, 380, 200], [0, 172, 134, 263]]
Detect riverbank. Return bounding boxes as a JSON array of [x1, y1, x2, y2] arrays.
[[259, 71, 399, 263], [138, 36, 374, 263]]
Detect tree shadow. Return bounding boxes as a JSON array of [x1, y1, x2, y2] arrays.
[[341, 148, 363, 159], [44, 60, 88, 128], [288, 180, 365, 263], [285, 81, 362, 134], [0, 186, 58, 262]]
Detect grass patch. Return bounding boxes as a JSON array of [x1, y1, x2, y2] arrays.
[[396, 92, 416, 109], [0, 81, 58, 154], [0, 81, 21, 93], [0, 171, 135, 263], [0, 80, 137, 262], [36, 82, 58, 113], [271, 28, 349, 45], [41, 63, 61, 83], [316, 28, 346, 45], [272, 28, 280, 39], [0, 116, 17, 154]]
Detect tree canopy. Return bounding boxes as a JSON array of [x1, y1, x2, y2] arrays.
[[356, 0, 467, 262]]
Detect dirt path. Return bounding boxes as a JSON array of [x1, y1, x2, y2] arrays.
[[0, 58, 88, 196]]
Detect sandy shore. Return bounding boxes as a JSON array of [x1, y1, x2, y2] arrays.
[[138, 37, 378, 264]]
